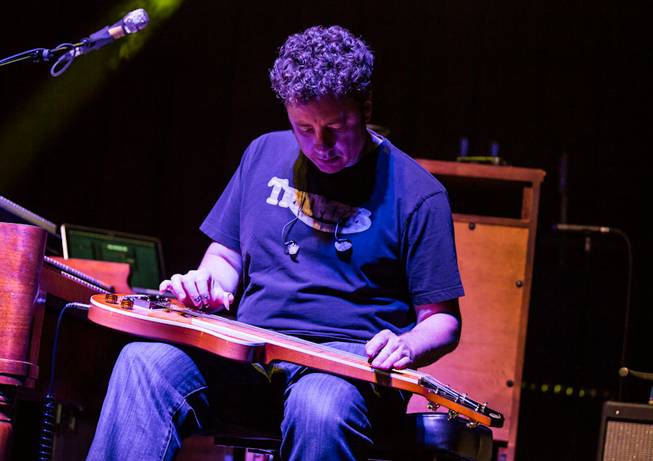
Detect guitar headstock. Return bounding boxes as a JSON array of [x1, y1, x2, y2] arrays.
[[419, 375, 504, 428]]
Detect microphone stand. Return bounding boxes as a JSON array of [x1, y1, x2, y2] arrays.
[[0, 41, 84, 76], [612, 228, 633, 401], [554, 225, 634, 400], [1, 9, 149, 77], [0, 49, 48, 67]]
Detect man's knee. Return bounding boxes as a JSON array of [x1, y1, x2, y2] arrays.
[[118, 341, 170, 367], [283, 372, 368, 431], [113, 342, 196, 386]]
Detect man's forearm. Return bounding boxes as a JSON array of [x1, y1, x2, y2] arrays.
[[400, 312, 461, 368]]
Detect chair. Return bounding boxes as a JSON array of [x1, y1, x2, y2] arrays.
[[214, 412, 493, 461]]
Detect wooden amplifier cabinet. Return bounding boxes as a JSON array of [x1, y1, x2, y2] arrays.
[[407, 160, 545, 461]]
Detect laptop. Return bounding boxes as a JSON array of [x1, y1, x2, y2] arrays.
[[60, 223, 165, 294]]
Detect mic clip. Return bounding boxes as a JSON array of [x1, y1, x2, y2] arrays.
[[284, 240, 300, 260], [334, 238, 352, 254], [334, 220, 353, 257]]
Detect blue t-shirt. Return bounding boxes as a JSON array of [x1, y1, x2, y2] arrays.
[[201, 130, 463, 343]]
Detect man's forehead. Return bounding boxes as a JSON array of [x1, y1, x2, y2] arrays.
[[286, 96, 359, 121]]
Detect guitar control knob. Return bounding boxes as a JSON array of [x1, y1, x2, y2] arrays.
[[427, 402, 440, 411], [120, 298, 134, 309], [447, 410, 459, 420], [105, 294, 118, 304]]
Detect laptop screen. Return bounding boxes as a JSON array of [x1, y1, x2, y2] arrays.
[[61, 224, 165, 292]]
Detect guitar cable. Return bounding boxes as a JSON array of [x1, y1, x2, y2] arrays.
[[37, 302, 90, 461]]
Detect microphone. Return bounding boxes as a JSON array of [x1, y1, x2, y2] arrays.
[[619, 367, 653, 382], [74, 9, 150, 56], [552, 223, 612, 234]]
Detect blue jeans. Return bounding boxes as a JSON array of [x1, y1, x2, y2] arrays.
[[86, 341, 408, 461]]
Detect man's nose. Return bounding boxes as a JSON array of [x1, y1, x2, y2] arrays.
[[315, 127, 335, 148]]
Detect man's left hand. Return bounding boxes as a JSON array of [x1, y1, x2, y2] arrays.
[[365, 329, 415, 370]]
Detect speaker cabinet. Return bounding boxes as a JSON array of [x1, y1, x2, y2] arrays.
[[597, 401, 653, 461], [410, 160, 546, 461]]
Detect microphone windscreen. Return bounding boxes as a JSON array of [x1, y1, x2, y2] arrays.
[[123, 9, 150, 34]]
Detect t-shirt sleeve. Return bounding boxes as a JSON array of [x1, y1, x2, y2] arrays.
[[403, 191, 465, 306], [200, 169, 241, 251], [199, 142, 257, 252]]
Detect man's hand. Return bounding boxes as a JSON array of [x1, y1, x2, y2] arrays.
[[159, 268, 233, 310], [159, 242, 242, 311], [365, 329, 415, 370], [365, 300, 462, 371]]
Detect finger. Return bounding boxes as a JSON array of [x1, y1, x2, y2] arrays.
[[370, 336, 400, 368], [222, 292, 234, 310], [209, 280, 227, 308], [370, 343, 399, 370], [206, 275, 234, 309], [181, 271, 202, 307], [169, 274, 187, 303], [393, 356, 412, 370], [159, 279, 172, 293], [378, 344, 409, 370], [377, 347, 408, 371], [365, 330, 393, 359], [193, 269, 211, 308]]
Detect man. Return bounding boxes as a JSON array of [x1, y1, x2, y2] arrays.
[[87, 25, 463, 461]]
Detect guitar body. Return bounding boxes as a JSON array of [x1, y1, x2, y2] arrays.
[[88, 294, 265, 363], [88, 293, 504, 428]]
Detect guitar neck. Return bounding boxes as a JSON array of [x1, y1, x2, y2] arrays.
[[178, 308, 501, 427]]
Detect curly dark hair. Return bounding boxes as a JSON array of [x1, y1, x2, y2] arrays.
[[269, 25, 374, 105]]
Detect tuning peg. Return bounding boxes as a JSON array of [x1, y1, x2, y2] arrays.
[[447, 409, 458, 420]]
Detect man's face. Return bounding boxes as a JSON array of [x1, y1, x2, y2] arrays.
[[286, 95, 372, 174]]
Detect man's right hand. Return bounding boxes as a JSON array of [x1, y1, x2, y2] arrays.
[[159, 269, 234, 310], [159, 242, 242, 311]]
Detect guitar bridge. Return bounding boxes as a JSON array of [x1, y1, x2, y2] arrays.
[[144, 294, 172, 309], [120, 294, 171, 310]]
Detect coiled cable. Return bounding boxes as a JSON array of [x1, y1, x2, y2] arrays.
[[36, 302, 90, 461]]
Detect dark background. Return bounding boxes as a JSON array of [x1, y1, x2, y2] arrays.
[[1, 1, 650, 460]]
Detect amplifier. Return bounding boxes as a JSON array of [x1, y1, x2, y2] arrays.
[[596, 401, 653, 461]]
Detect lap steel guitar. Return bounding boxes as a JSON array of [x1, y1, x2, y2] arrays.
[[88, 293, 504, 429]]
